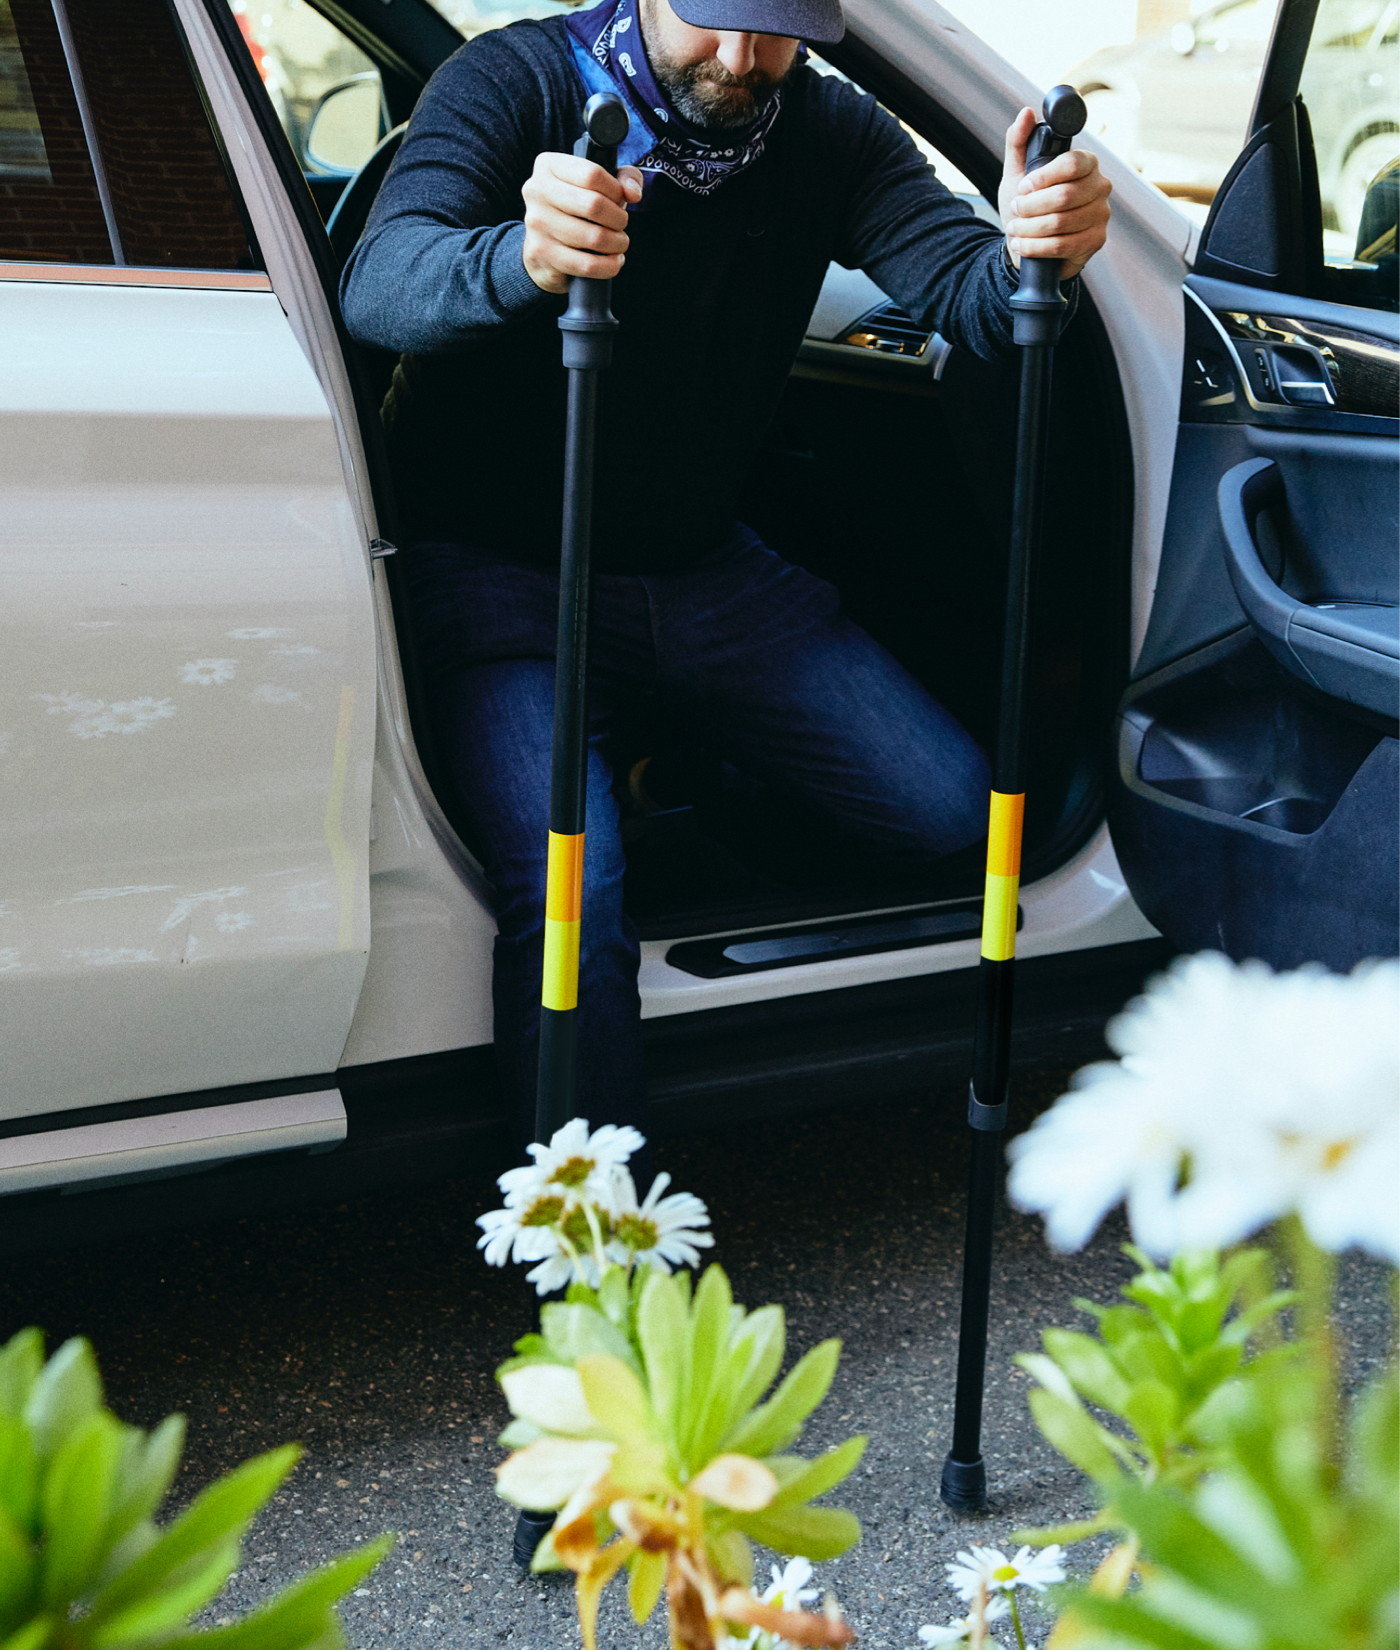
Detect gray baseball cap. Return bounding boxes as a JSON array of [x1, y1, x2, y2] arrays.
[[669, 0, 845, 44]]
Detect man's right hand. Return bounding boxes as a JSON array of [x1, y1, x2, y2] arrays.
[[521, 153, 644, 294]]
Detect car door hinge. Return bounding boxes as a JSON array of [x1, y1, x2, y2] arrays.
[[369, 538, 397, 560]]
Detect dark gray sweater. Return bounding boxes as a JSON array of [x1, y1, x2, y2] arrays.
[[341, 18, 1036, 571]]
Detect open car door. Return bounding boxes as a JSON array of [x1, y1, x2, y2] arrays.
[[1108, 0, 1399, 970]]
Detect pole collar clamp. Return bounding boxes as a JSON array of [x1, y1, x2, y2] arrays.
[[967, 1083, 1008, 1132]]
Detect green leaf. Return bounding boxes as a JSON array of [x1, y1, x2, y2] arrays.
[[678, 1268, 732, 1468], [0, 1416, 39, 1539], [637, 1272, 689, 1450], [39, 1409, 125, 1609], [1123, 1378, 1180, 1461], [157, 1536, 393, 1650], [688, 1305, 785, 1470], [722, 1308, 785, 1426], [720, 1340, 839, 1459], [597, 1267, 631, 1332], [1042, 1329, 1133, 1416], [0, 1502, 38, 1624], [1350, 1368, 1398, 1510], [733, 1504, 860, 1561], [538, 1303, 639, 1373], [626, 1548, 667, 1623], [1026, 1388, 1129, 1487], [576, 1355, 656, 1446], [88, 1445, 300, 1624], [498, 1419, 544, 1449], [1009, 1512, 1115, 1547], [1067, 1590, 1230, 1650], [0, 1620, 52, 1650], [707, 1526, 753, 1587], [106, 1415, 185, 1552], [90, 1537, 240, 1647], [23, 1339, 103, 1464], [0, 1333, 43, 1423], [766, 1436, 866, 1509]]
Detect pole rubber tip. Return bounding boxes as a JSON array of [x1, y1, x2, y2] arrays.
[[513, 1508, 556, 1569], [940, 1453, 989, 1511]]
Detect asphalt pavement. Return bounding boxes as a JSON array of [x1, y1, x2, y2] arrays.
[[3, 1069, 1392, 1650]]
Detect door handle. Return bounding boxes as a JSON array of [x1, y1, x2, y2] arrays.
[[1268, 341, 1336, 407], [1217, 457, 1398, 719]]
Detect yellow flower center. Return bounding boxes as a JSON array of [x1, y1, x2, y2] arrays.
[[615, 1212, 660, 1252], [560, 1203, 609, 1250], [993, 1565, 1019, 1582], [520, 1194, 566, 1228], [549, 1154, 596, 1188]]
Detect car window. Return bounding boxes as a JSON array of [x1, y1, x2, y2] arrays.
[[1299, 0, 1399, 299], [229, 0, 387, 181], [2, 0, 255, 269], [2, 0, 112, 261]]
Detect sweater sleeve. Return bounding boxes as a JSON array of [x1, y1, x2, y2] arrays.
[[826, 80, 1076, 364], [339, 25, 569, 355]]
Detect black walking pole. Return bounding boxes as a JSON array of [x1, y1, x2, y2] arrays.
[[534, 89, 631, 1148], [515, 89, 631, 1573], [940, 85, 1087, 1514]]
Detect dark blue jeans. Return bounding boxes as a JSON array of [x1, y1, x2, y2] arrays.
[[402, 524, 990, 1148]]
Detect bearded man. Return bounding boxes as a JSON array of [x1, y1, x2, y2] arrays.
[[340, 0, 1111, 1150]]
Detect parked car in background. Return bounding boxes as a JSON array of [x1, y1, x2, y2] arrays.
[[1072, 0, 1398, 258]]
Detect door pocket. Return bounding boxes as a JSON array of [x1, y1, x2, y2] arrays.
[[1218, 456, 1400, 718]]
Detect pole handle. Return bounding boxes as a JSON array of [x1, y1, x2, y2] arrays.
[[1010, 84, 1087, 346], [560, 92, 630, 370]]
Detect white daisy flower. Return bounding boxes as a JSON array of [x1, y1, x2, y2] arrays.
[[917, 1597, 1009, 1646], [180, 658, 238, 687], [1008, 954, 1400, 1263], [497, 1117, 645, 1210], [475, 1191, 569, 1268], [759, 1556, 818, 1611], [606, 1167, 714, 1272], [947, 1544, 1065, 1602]]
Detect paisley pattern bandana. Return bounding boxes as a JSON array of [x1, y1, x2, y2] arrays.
[[563, 0, 786, 208]]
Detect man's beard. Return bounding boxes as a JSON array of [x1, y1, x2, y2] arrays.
[[643, 11, 794, 130]]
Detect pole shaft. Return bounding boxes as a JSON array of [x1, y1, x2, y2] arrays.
[[941, 340, 1055, 1510], [536, 366, 598, 1145]]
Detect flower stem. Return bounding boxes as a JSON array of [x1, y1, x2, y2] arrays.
[[1009, 1591, 1028, 1650], [581, 1200, 609, 1276]]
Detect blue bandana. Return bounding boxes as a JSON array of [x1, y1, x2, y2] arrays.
[[564, 0, 786, 209]]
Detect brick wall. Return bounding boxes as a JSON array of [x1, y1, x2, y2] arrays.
[[2, 0, 111, 262], [66, 0, 254, 268]]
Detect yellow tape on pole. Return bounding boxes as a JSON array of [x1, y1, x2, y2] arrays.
[[543, 831, 584, 1010], [980, 791, 1024, 961]]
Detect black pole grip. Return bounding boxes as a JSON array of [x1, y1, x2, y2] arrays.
[[1009, 84, 1087, 347], [559, 92, 630, 371]]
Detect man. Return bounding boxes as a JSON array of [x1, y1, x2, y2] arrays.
[[340, 0, 1111, 1149]]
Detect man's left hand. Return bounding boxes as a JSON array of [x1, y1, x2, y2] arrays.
[[998, 107, 1112, 281]]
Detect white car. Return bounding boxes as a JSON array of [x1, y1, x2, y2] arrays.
[[0, 0, 1394, 1247]]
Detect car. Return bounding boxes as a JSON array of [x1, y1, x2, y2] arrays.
[[0, 0, 1394, 1252], [1071, 0, 1398, 253]]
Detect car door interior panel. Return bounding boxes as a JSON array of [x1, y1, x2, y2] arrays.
[[1110, 264, 1399, 968]]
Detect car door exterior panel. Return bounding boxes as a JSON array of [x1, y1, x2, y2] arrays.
[[0, 275, 376, 1120]]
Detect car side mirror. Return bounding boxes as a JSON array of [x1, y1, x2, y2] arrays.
[[1170, 20, 1197, 54], [304, 74, 384, 176]]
